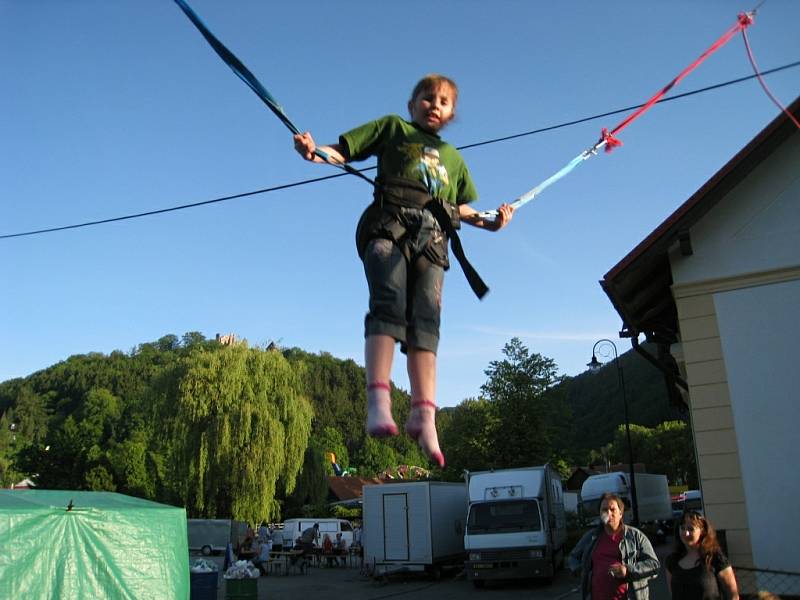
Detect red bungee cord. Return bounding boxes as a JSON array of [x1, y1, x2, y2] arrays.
[[601, 12, 756, 152], [741, 25, 800, 130]]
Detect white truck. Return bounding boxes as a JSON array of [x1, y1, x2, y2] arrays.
[[362, 481, 467, 577], [580, 472, 672, 523], [464, 465, 567, 587]]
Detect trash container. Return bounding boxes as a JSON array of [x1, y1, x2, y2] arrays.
[[224, 577, 257, 600], [190, 571, 219, 600]]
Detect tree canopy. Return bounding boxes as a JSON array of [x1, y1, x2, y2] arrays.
[[0, 333, 697, 520], [166, 344, 313, 523]]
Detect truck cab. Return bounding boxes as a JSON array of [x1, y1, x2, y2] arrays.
[[464, 466, 565, 586]]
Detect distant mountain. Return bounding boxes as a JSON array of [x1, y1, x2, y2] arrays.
[[552, 343, 686, 459]]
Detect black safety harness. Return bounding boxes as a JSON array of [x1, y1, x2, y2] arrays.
[[356, 176, 488, 299]]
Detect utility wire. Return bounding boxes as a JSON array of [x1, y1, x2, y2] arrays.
[[2, 60, 798, 241], [458, 59, 799, 150]]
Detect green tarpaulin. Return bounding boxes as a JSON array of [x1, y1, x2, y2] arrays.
[[0, 490, 189, 599]]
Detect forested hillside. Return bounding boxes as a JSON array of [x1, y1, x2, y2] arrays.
[[554, 342, 686, 458], [0, 334, 694, 521], [0, 334, 425, 522]]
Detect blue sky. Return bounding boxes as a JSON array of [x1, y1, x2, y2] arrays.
[[2, 1, 798, 407]]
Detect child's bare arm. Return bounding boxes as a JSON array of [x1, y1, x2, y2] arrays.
[[293, 132, 348, 165], [459, 203, 514, 231]]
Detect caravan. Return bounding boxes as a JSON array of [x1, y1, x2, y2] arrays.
[[362, 481, 467, 576], [188, 519, 245, 555]]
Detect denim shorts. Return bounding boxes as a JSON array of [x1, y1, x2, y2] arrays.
[[362, 207, 445, 354]]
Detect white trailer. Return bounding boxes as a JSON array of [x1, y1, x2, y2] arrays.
[[188, 519, 238, 556], [362, 481, 467, 576], [580, 472, 672, 523], [464, 465, 566, 586]]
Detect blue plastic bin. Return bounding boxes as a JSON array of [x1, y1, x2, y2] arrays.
[[190, 571, 219, 600]]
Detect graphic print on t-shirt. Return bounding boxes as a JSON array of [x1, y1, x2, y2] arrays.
[[399, 143, 450, 196]]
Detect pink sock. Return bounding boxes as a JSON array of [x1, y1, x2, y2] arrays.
[[366, 382, 398, 437], [405, 400, 445, 468]]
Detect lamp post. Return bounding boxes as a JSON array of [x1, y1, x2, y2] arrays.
[[588, 339, 640, 526]]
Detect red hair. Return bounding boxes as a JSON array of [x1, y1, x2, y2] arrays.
[[670, 511, 724, 571]]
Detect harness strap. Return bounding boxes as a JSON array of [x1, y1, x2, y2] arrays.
[[378, 177, 489, 300], [423, 200, 488, 299]]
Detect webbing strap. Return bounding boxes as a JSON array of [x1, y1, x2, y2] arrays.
[[424, 201, 489, 299], [174, 0, 298, 134], [378, 178, 489, 299], [173, 0, 374, 185], [477, 145, 600, 218]]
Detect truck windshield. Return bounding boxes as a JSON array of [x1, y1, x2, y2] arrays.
[[467, 500, 541, 534]]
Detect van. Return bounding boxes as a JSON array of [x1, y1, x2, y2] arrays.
[[280, 518, 354, 549], [682, 490, 703, 515], [580, 472, 671, 524]]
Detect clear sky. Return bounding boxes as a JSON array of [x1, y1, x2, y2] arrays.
[[2, 1, 798, 407]]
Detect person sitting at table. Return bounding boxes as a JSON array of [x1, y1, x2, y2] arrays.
[[237, 536, 256, 561], [333, 532, 348, 566], [322, 533, 335, 567], [289, 536, 307, 573], [252, 538, 272, 575]]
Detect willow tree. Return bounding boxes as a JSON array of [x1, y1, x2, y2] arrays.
[[171, 343, 313, 524]]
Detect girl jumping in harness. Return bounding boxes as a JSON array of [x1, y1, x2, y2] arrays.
[[293, 74, 514, 468]]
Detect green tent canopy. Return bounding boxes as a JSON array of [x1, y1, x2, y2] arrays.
[[0, 490, 189, 599]]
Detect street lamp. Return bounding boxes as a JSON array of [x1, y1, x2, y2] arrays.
[[588, 339, 640, 526]]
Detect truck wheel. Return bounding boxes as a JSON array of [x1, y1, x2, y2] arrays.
[[201, 545, 212, 556], [472, 580, 485, 589]]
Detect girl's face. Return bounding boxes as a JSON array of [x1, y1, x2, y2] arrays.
[[680, 517, 704, 549], [408, 83, 456, 132]]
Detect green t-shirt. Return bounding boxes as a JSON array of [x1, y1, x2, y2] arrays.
[[340, 114, 477, 206]]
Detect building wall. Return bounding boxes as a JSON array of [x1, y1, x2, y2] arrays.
[[671, 133, 799, 283], [672, 285, 752, 567], [714, 278, 800, 573], [674, 270, 800, 570], [668, 130, 800, 577]]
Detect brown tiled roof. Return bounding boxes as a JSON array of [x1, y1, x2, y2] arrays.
[[327, 476, 385, 501]]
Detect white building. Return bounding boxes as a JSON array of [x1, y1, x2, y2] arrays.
[[600, 97, 799, 594]]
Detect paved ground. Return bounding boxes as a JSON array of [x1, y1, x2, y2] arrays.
[[193, 543, 673, 600]]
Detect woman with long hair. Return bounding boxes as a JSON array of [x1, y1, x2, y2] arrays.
[[665, 511, 739, 599]]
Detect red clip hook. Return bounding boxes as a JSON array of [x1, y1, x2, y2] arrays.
[[738, 12, 753, 28], [601, 128, 623, 153]]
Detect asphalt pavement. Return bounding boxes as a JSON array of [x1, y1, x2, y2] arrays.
[[192, 542, 673, 600]]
